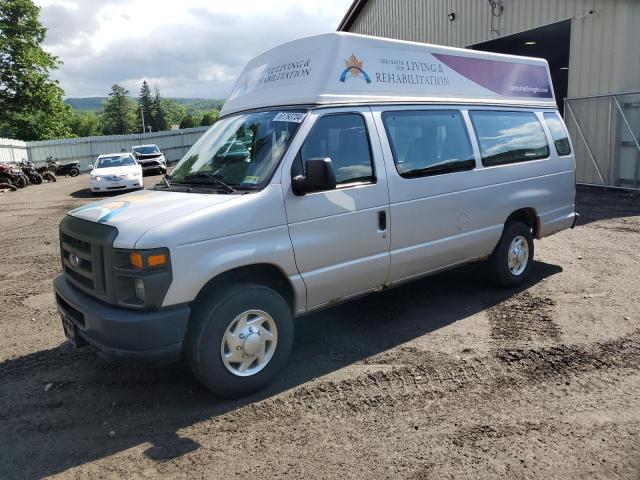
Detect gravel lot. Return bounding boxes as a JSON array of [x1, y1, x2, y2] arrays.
[[0, 175, 639, 479]]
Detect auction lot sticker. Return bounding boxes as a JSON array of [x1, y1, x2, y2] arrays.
[[273, 112, 306, 123]]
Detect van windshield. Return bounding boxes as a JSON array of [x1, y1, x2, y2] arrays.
[[169, 109, 307, 190]]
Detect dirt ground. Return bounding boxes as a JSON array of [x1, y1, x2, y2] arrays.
[[0, 174, 638, 479]]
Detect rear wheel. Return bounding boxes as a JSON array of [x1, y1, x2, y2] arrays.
[[185, 283, 293, 398], [43, 171, 57, 182], [0, 174, 12, 186], [69, 167, 80, 177], [487, 221, 534, 288], [31, 172, 43, 184]]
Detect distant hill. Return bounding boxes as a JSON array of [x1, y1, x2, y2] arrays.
[[65, 97, 225, 112]]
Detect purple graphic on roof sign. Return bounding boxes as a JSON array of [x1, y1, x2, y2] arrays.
[[432, 53, 554, 99]]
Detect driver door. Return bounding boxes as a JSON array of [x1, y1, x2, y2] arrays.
[[282, 108, 391, 309]]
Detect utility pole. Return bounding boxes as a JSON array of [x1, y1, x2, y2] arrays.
[[140, 107, 145, 134]]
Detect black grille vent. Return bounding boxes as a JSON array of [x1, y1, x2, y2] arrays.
[[59, 215, 118, 303]]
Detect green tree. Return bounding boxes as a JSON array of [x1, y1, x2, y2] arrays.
[[102, 84, 137, 135], [0, 0, 72, 140], [179, 113, 196, 129], [137, 80, 152, 133], [150, 85, 169, 132], [65, 110, 102, 137], [162, 98, 187, 126], [200, 109, 219, 127]]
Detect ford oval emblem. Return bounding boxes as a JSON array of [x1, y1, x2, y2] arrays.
[[69, 253, 81, 268]]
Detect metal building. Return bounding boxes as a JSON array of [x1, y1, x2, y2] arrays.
[[338, 0, 640, 188]]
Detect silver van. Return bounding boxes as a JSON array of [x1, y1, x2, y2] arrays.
[[54, 33, 577, 397]]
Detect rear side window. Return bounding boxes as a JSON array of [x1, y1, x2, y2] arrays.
[[543, 112, 572, 156], [470, 111, 550, 166], [300, 113, 374, 185], [382, 110, 475, 178]]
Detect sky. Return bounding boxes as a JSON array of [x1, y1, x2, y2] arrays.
[[34, 0, 353, 99]]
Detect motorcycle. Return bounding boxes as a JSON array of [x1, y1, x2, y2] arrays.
[[19, 159, 43, 185], [21, 159, 57, 182], [36, 164, 56, 182], [0, 162, 28, 188], [46, 156, 80, 177]]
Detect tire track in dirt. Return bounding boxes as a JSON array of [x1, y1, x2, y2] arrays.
[[255, 330, 640, 418], [488, 291, 561, 343]]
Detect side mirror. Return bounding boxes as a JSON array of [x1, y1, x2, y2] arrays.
[[89, 165, 94, 170], [292, 158, 336, 196]]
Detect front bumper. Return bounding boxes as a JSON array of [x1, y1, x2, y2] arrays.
[[140, 162, 166, 171], [90, 177, 142, 192], [54, 274, 189, 362]]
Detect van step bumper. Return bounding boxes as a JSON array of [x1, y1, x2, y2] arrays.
[[54, 274, 189, 363]]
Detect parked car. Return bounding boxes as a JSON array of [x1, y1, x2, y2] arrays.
[[131, 144, 167, 175], [89, 153, 143, 194], [54, 33, 577, 398]]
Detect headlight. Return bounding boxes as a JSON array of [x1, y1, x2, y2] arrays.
[[113, 248, 172, 309], [92, 175, 101, 181]]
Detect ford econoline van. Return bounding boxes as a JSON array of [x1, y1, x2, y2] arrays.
[[54, 32, 577, 397]]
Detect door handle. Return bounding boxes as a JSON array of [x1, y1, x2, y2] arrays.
[[378, 210, 387, 231]]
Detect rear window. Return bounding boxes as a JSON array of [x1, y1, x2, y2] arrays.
[[470, 111, 549, 166], [543, 112, 572, 156], [382, 110, 475, 178]]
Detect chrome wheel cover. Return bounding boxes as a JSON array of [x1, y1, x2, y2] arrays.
[[507, 235, 529, 276], [220, 310, 278, 377]]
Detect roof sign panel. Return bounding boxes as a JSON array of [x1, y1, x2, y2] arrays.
[[220, 32, 555, 117]]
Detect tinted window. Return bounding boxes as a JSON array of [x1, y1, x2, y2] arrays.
[[470, 111, 550, 166], [382, 110, 475, 178], [543, 112, 571, 156], [301, 114, 374, 185]]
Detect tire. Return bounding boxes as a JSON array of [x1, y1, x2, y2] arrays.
[[69, 167, 80, 177], [15, 175, 28, 188], [487, 221, 534, 288], [31, 173, 43, 185], [0, 174, 12, 186], [185, 283, 294, 398], [43, 171, 56, 182]]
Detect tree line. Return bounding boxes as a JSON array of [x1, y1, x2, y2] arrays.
[[66, 83, 221, 137], [0, 0, 220, 141]]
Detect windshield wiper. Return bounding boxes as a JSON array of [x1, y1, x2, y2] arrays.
[[181, 172, 236, 193], [153, 174, 173, 189]]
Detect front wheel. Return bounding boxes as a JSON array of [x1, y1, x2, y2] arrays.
[[43, 171, 56, 182], [185, 283, 293, 398], [487, 221, 534, 288], [31, 173, 43, 184]]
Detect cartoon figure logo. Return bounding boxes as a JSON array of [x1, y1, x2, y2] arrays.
[[339, 54, 372, 84], [70, 191, 154, 223]]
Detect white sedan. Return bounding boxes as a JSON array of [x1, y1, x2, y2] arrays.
[[90, 154, 143, 194]]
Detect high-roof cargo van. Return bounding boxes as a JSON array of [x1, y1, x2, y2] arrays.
[[54, 32, 577, 397]]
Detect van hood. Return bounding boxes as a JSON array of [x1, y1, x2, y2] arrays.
[[68, 189, 239, 247]]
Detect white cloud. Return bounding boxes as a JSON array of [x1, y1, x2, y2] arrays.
[[35, 0, 352, 98]]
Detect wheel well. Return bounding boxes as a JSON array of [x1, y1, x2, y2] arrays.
[[193, 264, 295, 312], [505, 208, 540, 238]]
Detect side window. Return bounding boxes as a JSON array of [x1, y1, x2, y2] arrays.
[[382, 110, 475, 177], [300, 113, 374, 185], [470, 111, 550, 166], [543, 112, 572, 156]]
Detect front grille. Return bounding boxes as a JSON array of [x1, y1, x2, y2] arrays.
[[59, 215, 118, 304]]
